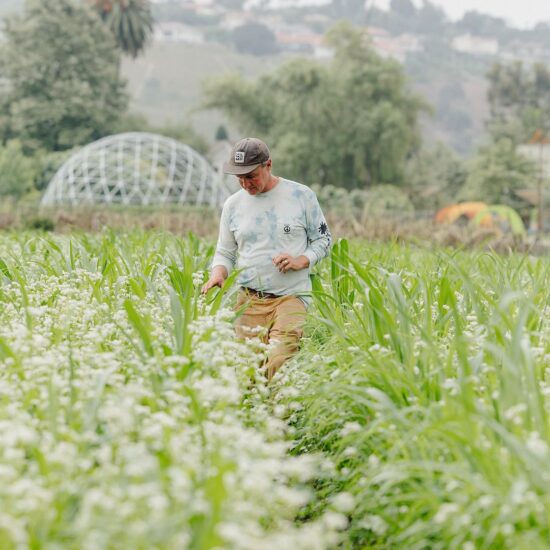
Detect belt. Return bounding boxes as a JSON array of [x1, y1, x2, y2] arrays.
[[241, 287, 281, 299]]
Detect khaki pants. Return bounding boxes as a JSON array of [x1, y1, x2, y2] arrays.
[[234, 290, 307, 381]]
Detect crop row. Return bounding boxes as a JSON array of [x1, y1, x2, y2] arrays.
[[0, 231, 344, 549], [277, 240, 550, 549]]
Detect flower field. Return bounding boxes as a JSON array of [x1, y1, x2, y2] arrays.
[[0, 231, 341, 549], [1, 231, 550, 548]]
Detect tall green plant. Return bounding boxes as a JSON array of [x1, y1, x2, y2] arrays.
[[279, 242, 550, 548]]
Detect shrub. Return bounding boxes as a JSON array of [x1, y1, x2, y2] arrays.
[[363, 184, 415, 218], [0, 140, 37, 199], [25, 216, 55, 232]]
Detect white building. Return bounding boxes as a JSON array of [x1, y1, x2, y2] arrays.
[[451, 34, 499, 56], [275, 24, 325, 54], [154, 22, 204, 44], [220, 11, 255, 30], [364, 27, 423, 63], [501, 42, 550, 64]]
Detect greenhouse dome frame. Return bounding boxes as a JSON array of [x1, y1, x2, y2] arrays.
[[41, 132, 230, 208]]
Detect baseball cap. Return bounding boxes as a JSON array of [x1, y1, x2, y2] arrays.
[[223, 137, 270, 175]]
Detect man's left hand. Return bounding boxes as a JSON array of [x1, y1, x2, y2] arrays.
[[273, 254, 310, 273]]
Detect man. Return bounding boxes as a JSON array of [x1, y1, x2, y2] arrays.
[[201, 137, 332, 380]]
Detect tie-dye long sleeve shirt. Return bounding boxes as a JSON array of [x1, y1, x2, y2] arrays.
[[212, 178, 332, 305]]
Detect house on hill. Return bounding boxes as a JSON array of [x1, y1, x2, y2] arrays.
[[451, 34, 499, 56], [364, 27, 423, 63], [501, 41, 550, 64], [154, 22, 204, 44], [275, 25, 325, 56]]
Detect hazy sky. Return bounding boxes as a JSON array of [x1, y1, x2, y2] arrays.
[[372, 0, 550, 28]]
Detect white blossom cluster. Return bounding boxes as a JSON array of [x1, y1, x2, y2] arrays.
[[0, 233, 344, 549]]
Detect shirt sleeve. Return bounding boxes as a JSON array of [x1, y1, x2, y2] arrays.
[[303, 190, 332, 268], [212, 201, 237, 274]]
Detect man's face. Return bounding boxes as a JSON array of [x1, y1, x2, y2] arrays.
[[237, 162, 271, 195]]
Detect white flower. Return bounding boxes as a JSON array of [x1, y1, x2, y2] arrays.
[[526, 432, 549, 458], [322, 511, 348, 531], [359, 514, 388, 536], [331, 492, 355, 513], [443, 378, 459, 396], [501, 524, 514, 536], [340, 421, 362, 436], [434, 503, 460, 524], [368, 454, 380, 468], [343, 446, 357, 457], [504, 404, 527, 425]]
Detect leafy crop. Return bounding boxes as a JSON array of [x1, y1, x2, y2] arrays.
[[277, 239, 550, 549]]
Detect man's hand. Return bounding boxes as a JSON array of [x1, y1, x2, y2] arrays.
[[273, 254, 310, 273], [201, 266, 228, 294]]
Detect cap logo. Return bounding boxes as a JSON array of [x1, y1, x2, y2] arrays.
[[234, 151, 245, 163]]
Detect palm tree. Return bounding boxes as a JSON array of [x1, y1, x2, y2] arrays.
[[91, 0, 153, 58]]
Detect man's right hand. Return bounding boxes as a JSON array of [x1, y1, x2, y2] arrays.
[[201, 266, 228, 294]]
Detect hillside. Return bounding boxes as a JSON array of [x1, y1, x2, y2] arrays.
[[405, 47, 491, 154], [0, 0, 526, 155], [121, 38, 491, 155], [121, 41, 290, 143]]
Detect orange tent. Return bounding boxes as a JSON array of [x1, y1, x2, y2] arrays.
[[434, 202, 492, 227]]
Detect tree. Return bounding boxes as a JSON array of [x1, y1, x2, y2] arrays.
[[0, 141, 37, 199], [231, 23, 280, 56], [203, 22, 427, 189], [529, 23, 550, 50], [379, 0, 447, 35], [390, 0, 416, 19], [406, 143, 468, 211], [487, 61, 550, 143], [456, 10, 508, 37], [0, 0, 128, 152], [215, 125, 229, 141], [217, 0, 244, 8], [91, 0, 153, 58], [112, 112, 209, 154], [415, 1, 447, 34], [34, 149, 74, 192], [459, 138, 536, 209], [331, 0, 367, 21]]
